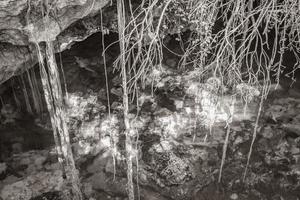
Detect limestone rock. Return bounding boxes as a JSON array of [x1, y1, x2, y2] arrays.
[[0, 0, 112, 84], [0, 170, 63, 200]]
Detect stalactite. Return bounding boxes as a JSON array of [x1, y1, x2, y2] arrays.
[[0, 96, 4, 107], [11, 79, 21, 110], [58, 51, 69, 100], [26, 70, 42, 114], [20, 75, 33, 115], [30, 68, 44, 113]]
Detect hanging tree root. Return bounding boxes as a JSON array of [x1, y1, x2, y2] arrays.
[[26, 1, 83, 199]]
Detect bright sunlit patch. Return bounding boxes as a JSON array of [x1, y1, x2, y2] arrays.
[[151, 87, 235, 140], [100, 136, 112, 149], [236, 83, 260, 102], [76, 140, 92, 155], [79, 119, 100, 139], [185, 80, 239, 127], [99, 115, 119, 133], [151, 140, 173, 153]]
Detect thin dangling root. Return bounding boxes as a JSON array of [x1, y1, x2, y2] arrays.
[[243, 91, 265, 182], [218, 96, 236, 183]]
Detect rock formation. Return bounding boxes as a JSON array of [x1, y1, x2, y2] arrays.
[[0, 0, 113, 84]]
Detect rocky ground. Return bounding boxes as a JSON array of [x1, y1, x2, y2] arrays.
[[0, 34, 300, 200]]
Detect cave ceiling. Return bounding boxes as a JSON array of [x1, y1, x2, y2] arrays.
[[0, 0, 115, 85]]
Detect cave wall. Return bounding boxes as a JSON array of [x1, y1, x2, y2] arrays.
[[0, 0, 115, 85]]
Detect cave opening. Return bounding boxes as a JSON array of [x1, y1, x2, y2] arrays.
[[0, 31, 119, 156]]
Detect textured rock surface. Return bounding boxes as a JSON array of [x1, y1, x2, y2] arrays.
[[0, 170, 63, 200], [0, 0, 112, 84], [0, 150, 63, 200], [0, 0, 109, 45]]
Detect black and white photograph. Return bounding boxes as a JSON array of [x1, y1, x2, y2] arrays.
[[0, 0, 300, 199]]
